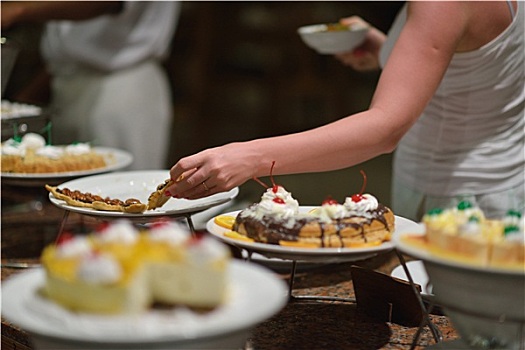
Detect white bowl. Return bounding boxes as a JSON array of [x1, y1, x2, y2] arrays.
[[297, 23, 368, 54], [394, 232, 525, 349], [423, 260, 525, 350]]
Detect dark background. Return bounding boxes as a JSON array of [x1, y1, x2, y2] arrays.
[[3, 1, 405, 206]]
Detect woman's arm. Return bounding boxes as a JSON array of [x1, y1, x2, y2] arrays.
[[168, 2, 470, 199]]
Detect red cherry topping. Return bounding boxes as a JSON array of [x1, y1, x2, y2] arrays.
[[96, 222, 110, 232], [351, 194, 364, 203], [188, 232, 205, 245], [55, 232, 74, 246], [151, 219, 170, 229], [273, 197, 285, 204], [322, 196, 339, 205]]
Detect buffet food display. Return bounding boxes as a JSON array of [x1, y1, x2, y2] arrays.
[[45, 177, 173, 214], [216, 169, 394, 249], [399, 200, 524, 270], [1, 133, 111, 174]]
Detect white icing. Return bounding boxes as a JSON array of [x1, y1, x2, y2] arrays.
[[187, 236, 229, 264], [77, 253, 122, 284], [35, 145, 64, 159], [20, 133, 46, 149], [56, 236, 93, 258], [314, 203, 347, 223], [1, 142, 25, 156], [148, 221, 190, 245], [96, 220, 139, 245], [261, 186, 299, 209], [344, 193, 379, 216], [65, 143, 91, 155], [459, 220, 482, 236]]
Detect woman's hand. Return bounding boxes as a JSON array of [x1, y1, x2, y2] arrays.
[[166, 142, 259, 200], [334, 16, 387, 71]]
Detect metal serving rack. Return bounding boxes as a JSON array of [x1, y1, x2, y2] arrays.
[[240, 246, 443, 348]]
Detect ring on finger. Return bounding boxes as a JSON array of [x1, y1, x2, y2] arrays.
[[202, 181, 209, 191]]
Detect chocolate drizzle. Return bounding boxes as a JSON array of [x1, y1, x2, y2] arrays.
[[234, 203, 393, 247]]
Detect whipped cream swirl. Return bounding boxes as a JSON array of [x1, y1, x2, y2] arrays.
[[77, 253, 122, 284], [96, 219, 139, 245], [344, 193, 379, 217]]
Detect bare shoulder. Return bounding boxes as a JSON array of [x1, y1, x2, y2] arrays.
[[408, 1, 516, 51]]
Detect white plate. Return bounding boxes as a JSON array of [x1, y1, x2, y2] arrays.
[[206, 207, 421, 263], [1, 146, 133, 186], [48, 170, 239, 219], [391, 260, 432, 295], [1, 261, 288, 346], [393, 231, 525, 276]]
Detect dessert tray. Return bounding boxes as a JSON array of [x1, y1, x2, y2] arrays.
[[48, 170, 239, 218], [393, 231, 525, 276], [1, 261, 287, 349], [1, 146, 133, 187], [207, 207, 422, 263]]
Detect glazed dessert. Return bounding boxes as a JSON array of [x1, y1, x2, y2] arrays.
[[45, 184, 148, 213], [41, 219, 230, 314], [402, 201, 524, 270], [230, 186, 394, 248], [219, 167, 394, 248], [1, 133, 109, 173]]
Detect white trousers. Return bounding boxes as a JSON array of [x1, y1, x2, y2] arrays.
[[50, 60, 173, 170], [392, 175, 525, 221]]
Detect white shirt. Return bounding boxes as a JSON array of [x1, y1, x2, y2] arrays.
[[381, 2, 525, 196], [41, 1, 181, 75]]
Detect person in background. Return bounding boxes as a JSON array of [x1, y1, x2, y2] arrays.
[[166, 1, 524, 221], [1, 1, 180, 170]]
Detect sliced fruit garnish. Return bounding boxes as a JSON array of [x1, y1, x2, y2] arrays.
[[214, 215, 236, 230], [345, 240, 382, 248], [278, 240, 319, 249], [223, 231, 254, 242]]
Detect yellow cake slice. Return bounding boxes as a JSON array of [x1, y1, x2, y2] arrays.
[[41, 219, 230, 314]]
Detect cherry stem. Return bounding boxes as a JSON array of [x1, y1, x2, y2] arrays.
[[252, 176, 269, 189], [359, 169, 367, 195], [270, 161, 277, 188]]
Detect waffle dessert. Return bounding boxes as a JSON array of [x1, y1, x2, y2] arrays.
[[41, 219, 231, 314], [402, 201, 524, 270], [1, 133, 109, 173], [230, 185, 394, 248]]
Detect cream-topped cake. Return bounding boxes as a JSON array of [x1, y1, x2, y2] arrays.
[[41, 219, 231, 314], [1, 133, 108, 173], [407, 201, 525, 269], [229, 185, 394, 248]]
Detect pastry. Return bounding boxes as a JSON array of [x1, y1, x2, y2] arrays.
[[1, 133, 110, 174], [147, 179, 174, 210], [45, 185, 148, 213], [231, 186, 394, 248], [41, 219, 231, 314], [402, 201, 524, 270], [220, 166, 394, 248]]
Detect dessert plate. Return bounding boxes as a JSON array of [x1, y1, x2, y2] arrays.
[[1, 261, 288, 348], [1, 146, 133, 186], [48, 170, 239, 218], [206, 208, 421, 263], [393, 231, 525, 276]]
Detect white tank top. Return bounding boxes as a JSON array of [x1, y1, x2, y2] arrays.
[[380, 2, 524, 196]]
